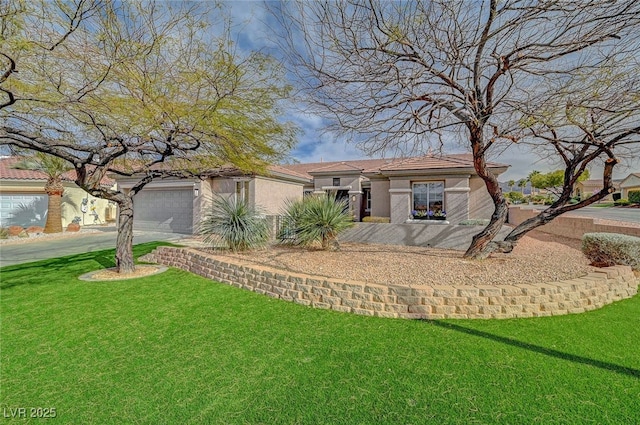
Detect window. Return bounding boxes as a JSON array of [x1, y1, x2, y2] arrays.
[[235, 180, 249, 204], [412, 182, 444, 213], [364, 189, 371, 212], [333, 177, 341, 187]]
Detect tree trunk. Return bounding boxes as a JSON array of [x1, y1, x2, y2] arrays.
[[463, 126, 509, 260], [43, 180, 64, 233], [115, 196, 136, 273]]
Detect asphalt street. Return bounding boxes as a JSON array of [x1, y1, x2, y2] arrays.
[[522, 205, 640, 224], [0, 228, 188, 267]]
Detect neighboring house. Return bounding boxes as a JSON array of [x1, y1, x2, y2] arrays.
[[619, 172, 640, 199], [0, 157, 115, 228], [114, 165, 309, 234], [573, 178, 622, 201], [115, 153, 508, 234]]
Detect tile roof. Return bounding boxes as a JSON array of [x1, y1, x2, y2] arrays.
[[279, 154, 508, 178], [307, 161, 367, 174], [0, 156, 114, 186]]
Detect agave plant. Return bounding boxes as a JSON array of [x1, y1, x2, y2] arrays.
[[198, 196, 269, 251], [280, 194, 354, 250]]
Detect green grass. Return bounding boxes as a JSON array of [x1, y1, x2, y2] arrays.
[[1, 243, 639, 424]]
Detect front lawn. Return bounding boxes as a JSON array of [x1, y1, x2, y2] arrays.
[[1, 243, 639, 424]]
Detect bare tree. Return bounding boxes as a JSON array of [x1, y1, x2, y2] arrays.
[[1, 1, 296, 272], [272, 0, 640, 258]]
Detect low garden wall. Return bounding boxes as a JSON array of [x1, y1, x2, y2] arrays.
[[141, 246, 639, 320], [508, 206, 640, 239]]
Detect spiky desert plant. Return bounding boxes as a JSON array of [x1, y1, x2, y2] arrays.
[[284, 194, 354, 250], [198, 196, 269, 251]]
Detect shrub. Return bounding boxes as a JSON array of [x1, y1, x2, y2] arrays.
[[614, 198, 630, 206], [362, 216, 390, 223], [629, 190, 640, 204], [280, 194, 354, 250], [459, 219, 490, 226], [198, 196, 269, 252], [505, 191, 525, 204], [0, 228, 8, 239], [582, 233, 640, 271]]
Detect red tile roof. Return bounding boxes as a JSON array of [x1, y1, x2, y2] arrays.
[[279, 154, 508, 179], [0, 156, 114, 186]]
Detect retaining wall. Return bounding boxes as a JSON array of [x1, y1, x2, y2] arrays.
[[141, 246, 638, 320], [508, 206, 640, 239]]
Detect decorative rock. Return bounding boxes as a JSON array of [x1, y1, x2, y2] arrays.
[[66, 223, 81, 232], [8, 226, 24, 236]]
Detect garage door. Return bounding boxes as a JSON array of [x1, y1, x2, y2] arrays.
[[133, 189, 194, 234], [0, 194, 48, 227]]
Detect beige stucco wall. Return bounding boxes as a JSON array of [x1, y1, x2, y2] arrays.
[[620, 175, 640, 198], [313, 174, 362, 192], [64, 185, 115, 227], [369, 179, 390, 218], [253, 176, 303, 215], [468, 176, 494, 220]]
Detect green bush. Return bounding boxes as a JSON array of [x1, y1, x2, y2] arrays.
[[362, 216, 390, 223], [614, 198, 630, 206], [198, 196, 269, 252], [629, 190, 640, 204], [0, 227, 8, 239], [459, 219, 490, 226], [279, 194, 354, 250], [505, 191, 525, 204], [581, 232, 640, 271]]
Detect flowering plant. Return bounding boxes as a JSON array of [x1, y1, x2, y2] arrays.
[[411, 209, 446, 219]]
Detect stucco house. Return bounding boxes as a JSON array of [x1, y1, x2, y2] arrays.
[[573, 178, 622, 202], [116, 153, 508, 234], [619, 172, 640, 199], [0, 156, 116, 228], [115, 164, 310, 234]]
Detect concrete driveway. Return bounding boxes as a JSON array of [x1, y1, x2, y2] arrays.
[[0, 227, 190, 267]]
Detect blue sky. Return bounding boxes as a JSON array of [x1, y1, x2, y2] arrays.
[[223, 1, 639, 182]]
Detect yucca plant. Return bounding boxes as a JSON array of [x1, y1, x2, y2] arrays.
[[198, 196, 269, 251], [281, 194, 354, 250]]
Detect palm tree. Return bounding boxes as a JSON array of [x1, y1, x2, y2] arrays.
[[13, 153, 74, 233], [517, 179, 527, 194], [527, 170, 540, 196], [508, 180, 515, 192]]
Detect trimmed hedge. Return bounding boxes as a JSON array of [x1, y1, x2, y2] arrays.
[[582, 232, 640, 271], [459, 219, 490, 226], [362, 216, 391, 223], [629, 190, 640, 204], [614, 198, 630, 206]]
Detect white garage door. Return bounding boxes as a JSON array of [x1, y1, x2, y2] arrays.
[[133, 189, 194, 234], [0, 194, 48, 227]]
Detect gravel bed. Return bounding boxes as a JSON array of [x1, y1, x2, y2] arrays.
[[0, 228, 103, 245], [201, 232, 592, 287]]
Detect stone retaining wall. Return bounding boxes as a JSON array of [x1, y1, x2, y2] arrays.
[[141, 247, 638, 320]]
